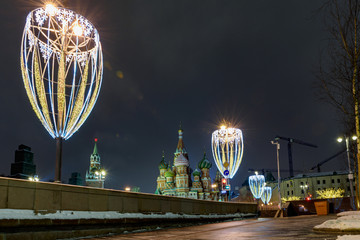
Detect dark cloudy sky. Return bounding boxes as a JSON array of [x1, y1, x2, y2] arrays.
[[0, 0, 348, 193]]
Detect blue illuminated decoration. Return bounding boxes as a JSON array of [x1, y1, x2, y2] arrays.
[[20, 4, 103, 140], [261, 186, 272, 205], [249, 173, 265, 199]]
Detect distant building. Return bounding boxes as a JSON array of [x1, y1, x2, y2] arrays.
[[85, 139, 106, 188], [10, 144, 36, 179], [155, 127, 221, 200], [68, 172, 83, 186], [274, 171, 354, 200]]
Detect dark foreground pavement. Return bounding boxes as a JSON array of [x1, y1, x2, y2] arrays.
[[87, 215, 340, 240]]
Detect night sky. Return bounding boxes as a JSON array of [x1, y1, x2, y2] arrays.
[[0, 0, 347, 193]]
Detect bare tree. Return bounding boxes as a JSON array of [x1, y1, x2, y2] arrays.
[[318, 0, 360, 208]]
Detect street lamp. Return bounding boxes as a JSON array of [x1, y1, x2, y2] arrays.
[[300, 184, 308, 199], [261, 186, 272, 205], [249, 172, 266, 199], [28, 175, 39, 182], [20, 4, 103, 182], [271, 140, 282, 211], [337, 135, 356, 209], [211, 125, 244, 201]]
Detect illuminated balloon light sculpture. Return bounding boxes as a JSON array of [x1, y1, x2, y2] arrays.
[[20, 4, 103, 182], [249, 173, 265, 199], [211, 126, 244, 179], [261, 186, 272, 205]]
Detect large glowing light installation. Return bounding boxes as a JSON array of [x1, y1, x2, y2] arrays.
[[211, 126, 244, 179], [249, 173, 265, 199], [261, 186, 272, 205], [20, 4, 103, 182]]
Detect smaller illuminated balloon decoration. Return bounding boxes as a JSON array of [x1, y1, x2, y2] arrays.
[[249, 173, 265, 199], [261, 186, 272, 205], [211, 125, 244, 179]]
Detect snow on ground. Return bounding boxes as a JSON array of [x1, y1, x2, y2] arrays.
[[337, 235, 360, 240], [314, 211, 360, 239], [0, 209, 254, 220]]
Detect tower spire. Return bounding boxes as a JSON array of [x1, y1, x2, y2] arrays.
[[93, 138, 98, 155]]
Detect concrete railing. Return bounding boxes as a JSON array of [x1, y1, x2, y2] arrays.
[[0, 177, 257, 214]]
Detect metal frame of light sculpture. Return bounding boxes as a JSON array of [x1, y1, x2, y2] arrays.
[[20, 4, 103, 182], [249, 173, 265, 199], [261, 186, 272, 205], [211, 126, 244, 179]]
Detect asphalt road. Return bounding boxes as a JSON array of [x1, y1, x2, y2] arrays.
[[87, 215, 342, 240]]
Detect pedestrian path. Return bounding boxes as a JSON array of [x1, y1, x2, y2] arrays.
[[88, 215, 339, 240]]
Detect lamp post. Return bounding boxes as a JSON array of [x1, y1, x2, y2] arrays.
[[337, 135, 357, 209], [300, 184, 308, 199], [271, 140, 282, 211], [94, 170, 106, 188], [20, 4, 103, 182], [211, 125, 244, 201]]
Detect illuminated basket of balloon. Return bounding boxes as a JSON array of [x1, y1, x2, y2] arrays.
[[261, 186, 272, 205], [211, 126, 244, 179], [20, 4, 103, 181], [249, 174, 265, 199]]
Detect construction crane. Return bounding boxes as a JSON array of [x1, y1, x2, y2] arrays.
[[274, 136, 318, 177], [248, 168, 302, 174], [309, 148, 346, 172]]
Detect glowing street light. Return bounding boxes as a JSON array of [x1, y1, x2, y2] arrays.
[[211, 125, 244, 179], [261, 186, 272, 205], [95, 170, 106, 180], [337, 135, 356, 209], [249, 172, 266, 199], [300, 184, 308, 198], [125, 187, 131, 191], [20, 4, 103, 182], [28, 175, 39, 182]]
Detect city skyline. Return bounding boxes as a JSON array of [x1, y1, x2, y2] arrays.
[[0, 0, 348, 193]]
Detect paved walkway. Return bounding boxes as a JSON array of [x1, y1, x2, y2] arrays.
[[88, 215, 340, 240]]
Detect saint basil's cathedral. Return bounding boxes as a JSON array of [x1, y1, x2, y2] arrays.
[[155, 127, 223, 200]]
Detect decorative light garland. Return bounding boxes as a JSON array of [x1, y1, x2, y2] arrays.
[[211, 126, 244, 179], [249, 173, 265, 199], [261, 186, 272, 205], [20, 4, 103, 140]]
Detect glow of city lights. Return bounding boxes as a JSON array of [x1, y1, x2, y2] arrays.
[[20, 4, 103, 140], [28, 175, 40, 182], [261, 186, 272, 205], [125, 187, 131, 191], [249, 173, 265, 199], [211, 126, 244, 179]]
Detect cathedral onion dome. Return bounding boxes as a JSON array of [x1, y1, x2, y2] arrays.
[[198, 152, 212, 169], [158, 153, 168, 170], [174, 153, 189, 167], [164, 170, 175, 178], [192, 169, 201, 176]]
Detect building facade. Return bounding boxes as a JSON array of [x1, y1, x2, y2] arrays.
[[155, 127, 221, 200], [10, 144, 37, 179], [277, 171, 354, 200], [85, 139, 106, 188]]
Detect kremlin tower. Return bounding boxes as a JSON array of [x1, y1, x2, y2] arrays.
[[85, 138, 106, 188]]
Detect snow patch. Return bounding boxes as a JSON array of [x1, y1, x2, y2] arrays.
[[0, 209, 253, 220], [337, 235, 360, 240]]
